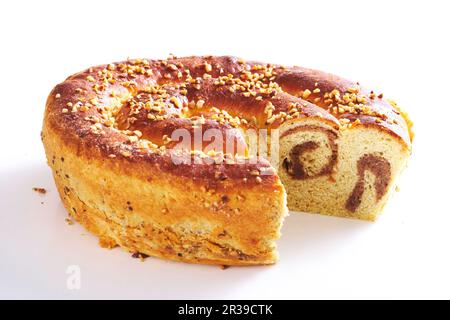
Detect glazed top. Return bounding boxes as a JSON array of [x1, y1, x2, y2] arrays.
[[44, 55, 412, 187]]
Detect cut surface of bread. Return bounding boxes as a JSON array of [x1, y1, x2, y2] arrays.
[[278, 121, 409, 221]]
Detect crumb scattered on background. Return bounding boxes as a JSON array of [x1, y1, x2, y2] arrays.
[[220, 265, 230, 270], [33, 187, 47, 194], [65, 218, 74, 225], [395, 186, 401, 192], [131, 252, 149, 261]]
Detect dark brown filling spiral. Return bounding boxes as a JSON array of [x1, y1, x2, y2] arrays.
[[281, 126, 338, 180], [345, 154, 391, 212]]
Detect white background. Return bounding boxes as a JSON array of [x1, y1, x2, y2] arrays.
[[1, 0, 449, 299]]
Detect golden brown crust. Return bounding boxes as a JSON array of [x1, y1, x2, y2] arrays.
[[43, 122, 286, 265]]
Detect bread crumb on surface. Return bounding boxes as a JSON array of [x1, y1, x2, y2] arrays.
[[131, 252, 150, 261], [32, 187, 47, 194]]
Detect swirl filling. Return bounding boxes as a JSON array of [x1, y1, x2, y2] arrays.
[[281, 126, 338, 180], [345, 154, 391, 212]]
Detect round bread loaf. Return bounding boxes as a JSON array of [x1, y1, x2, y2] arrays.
[[42, 55, 413, 265]]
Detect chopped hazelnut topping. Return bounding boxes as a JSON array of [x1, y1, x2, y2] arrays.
[[167, 64, 178, 71], [347, 86, 359, 94], [52, 56, 402, 170], [196, 100, 205, 108], [170, 96, 182, 108], [204, 62, 212, 73], [302, 89, 312, 99]]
